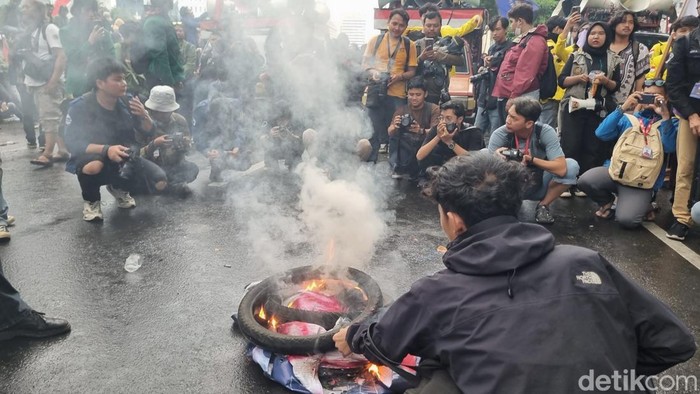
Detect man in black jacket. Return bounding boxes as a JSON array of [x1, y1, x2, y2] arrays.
[[333, 153, 696, 393], [666, 26, 700, 241]]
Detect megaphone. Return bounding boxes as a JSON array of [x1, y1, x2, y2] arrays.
[[569, 97, 597, 113]]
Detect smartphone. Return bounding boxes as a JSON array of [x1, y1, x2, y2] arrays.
[[570, 6, 581, 15], [425, 38, 434, 51], [639, 94, 656, 104]]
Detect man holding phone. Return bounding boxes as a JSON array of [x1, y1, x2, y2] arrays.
[[415, 10, 465, 104]]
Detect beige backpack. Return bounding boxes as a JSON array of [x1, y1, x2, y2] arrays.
[[608, 114, 664, 189]]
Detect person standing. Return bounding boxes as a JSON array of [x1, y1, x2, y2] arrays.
[[362, 8, 417, 163], [143, 0, 184, 90], [491, 3, 549, 128], [666, 23, 700, 241], [608, 11, 649, 106], [19, 0, 69, 167]]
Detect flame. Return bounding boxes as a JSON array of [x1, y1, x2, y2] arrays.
[[306, 280, 321, 292], [325, 238, 336, 264], [257, 306, 267, 320], [367, 364, 381, 379], [269, 316, 278, 331]]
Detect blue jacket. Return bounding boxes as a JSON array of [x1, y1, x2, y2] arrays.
[[594, 107, 678, 191]]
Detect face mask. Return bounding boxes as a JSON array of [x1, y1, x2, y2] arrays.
[[577, 29, 588, 48], [513, 22, 522, 36]]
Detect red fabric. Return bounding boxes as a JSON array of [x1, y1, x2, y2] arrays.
[[492, 24, 549, 99], [52, 0, 70, 17]]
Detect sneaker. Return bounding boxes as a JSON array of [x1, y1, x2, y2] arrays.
[[0, 225, 10, 240], [574, 188, 587, 197], [666, 220, 689, 241], [83, 201, 103, 222], [560, 189, 572, 198], [106, 185, 136, 209], [7, 215, 15, 226], [378, 144, 388, 154], [0, 310, 71, 341], [391, 172, 404, 179], [535, 205, 555, 224], [27, 142, 37, 149]]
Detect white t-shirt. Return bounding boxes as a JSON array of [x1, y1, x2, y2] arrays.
[[24, 23, 62, 87]]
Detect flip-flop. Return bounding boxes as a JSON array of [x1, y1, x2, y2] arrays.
[[30, 156, 53, 167], [595, 206, 615, 220], [52, 153, 70, 162]]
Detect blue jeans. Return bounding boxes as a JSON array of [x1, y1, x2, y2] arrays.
[[474, 106, 502, 146], [0, 264, 31, 330], [526, 158, 580, 201], [539, 99, 559, 130]]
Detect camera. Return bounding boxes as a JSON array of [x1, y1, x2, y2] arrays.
[[423, 61, 447, 87], [399, 114, 414, 129], [639, 94, 656, 105], [470, 70, 490, 84], [119, 148, 139, 180], [440, 89, 451, 104], [502, 148, 524, 162], [168, 132, 189, 151], [446, 123, 458, 133]]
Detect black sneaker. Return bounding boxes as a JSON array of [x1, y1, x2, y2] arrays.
[[535, 205, 555, 224], [0, 310, 71, 341], [666, 221, 689, 241]]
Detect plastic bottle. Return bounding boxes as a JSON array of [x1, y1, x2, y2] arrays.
[[124, 254, 143, 272]]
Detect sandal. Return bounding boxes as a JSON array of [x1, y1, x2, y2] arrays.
[[595, 203, 615, 220], [30, 154, 53, 167]]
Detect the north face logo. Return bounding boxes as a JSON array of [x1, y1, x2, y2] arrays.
[[576, 271, 602, 285]]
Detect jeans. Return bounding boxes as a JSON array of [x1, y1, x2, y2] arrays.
[[368, 96, 406, 163], [578, 166, 653, 229], [497, 89, 540, 125], [77, 156, 167, 202], [526, 158, 580, 201], [0, 264, 31, 331], [539, 99, 559, 130], [163, 160, 199, 185], [474, 106, 502, 146]]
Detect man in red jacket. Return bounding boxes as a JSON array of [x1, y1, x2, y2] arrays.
[[491, 3, 549, 127]]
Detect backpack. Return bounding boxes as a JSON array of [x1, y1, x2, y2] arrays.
[[520, 34, 557, 100], [128, 22, 149, 75], [608, 114, 664, 189]]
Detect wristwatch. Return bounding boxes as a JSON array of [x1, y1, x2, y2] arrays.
[[447, 142, 456, 150], [102, 145, 110, 158]]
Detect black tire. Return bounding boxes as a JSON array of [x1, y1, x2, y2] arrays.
[[237, 265, 383, 355]]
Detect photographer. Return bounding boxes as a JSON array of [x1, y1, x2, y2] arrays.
[[64, 58, 167, 222], [578, 81, 677, 228], [473, 16, 512, 145], [387, 77, 439, 180], [414, 10, 465, 105], [142, 85, 199, 196], [417, 102, 484, 174], [488, 97, 579, 224], [261, 102, 305, 171]]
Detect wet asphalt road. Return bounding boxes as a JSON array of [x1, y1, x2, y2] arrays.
[[0, 121, 698, 393]]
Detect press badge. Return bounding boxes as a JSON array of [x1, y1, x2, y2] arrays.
[[641, 146, 653, 159], [691, 82, 700, 99]]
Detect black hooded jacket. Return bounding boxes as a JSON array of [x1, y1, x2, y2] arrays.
[[347, 216, 696, 393]]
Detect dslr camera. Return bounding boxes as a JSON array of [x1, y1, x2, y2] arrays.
[[502, 148, 524, 162], [119, 148, 140, 180], [470, 69, 490, 84], [399, 114, 414, 129], [168, 132, 189, 151]]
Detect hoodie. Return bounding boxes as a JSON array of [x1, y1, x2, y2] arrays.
[[348, 216, 696, 393], [492, 24, 549, 99]]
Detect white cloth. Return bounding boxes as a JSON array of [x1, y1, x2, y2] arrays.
[[24, 23, 62, 87]]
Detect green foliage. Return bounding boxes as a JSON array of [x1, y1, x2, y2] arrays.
[[534, 0, 561, 24]]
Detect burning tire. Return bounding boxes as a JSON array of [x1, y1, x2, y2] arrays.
[[237, 265, 383, 355]]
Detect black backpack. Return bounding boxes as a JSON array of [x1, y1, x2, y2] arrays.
[[520, 34, 557, 100]]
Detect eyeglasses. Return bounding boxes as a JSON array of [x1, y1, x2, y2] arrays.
[[644, 79, 665, 87]]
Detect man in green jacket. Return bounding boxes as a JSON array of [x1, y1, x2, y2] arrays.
[[143, 0, 184, 90], [59, 0, 114, 98]]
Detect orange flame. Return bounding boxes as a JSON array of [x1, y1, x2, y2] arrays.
[[305, 280, 321, 292], [269, 316, 278, 331], [257, 306, 267, 320], [368, 364, 381, 379], [325, 238, 336, 264]]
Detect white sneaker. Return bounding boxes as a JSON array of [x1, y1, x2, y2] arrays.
[[6, 215, 15, 226], [83, 201, 103, 222], [106, 185, 136, 209], [560, 189, 572, 198]]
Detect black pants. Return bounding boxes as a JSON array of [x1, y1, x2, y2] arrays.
[[0, 262, 31, 330], [16, 84, 36, 145], [77, 157, 167, 202], [163, 160, 199, 185], [419, 151, 450, 175], [559, 107, 612, 175]]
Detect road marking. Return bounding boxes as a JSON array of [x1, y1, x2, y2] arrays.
[[643, 222, 700, 270]]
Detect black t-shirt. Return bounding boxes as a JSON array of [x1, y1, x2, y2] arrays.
[[422, 124, 484, 161]]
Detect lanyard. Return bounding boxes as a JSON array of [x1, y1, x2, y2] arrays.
[[640, 118, 652, 145], [386, 36, 403, 72], [514, 134, 531, 155]]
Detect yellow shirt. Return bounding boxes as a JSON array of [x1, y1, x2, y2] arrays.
[[551, 35, 575, 102], [404, 17, 480, 38], [364, 35, 418, 98], [647, 41, 668, 80]]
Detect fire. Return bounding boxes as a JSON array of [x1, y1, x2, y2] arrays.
[[257, 306, 267, 320], [367, 364, 381, 379], [305, 280, 321, 292], [269, 316, 278, 331]]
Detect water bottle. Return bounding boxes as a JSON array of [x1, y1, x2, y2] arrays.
[[124, 254, 143, 272]]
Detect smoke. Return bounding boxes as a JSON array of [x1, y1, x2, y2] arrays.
[[206, 2, 393, 274]]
